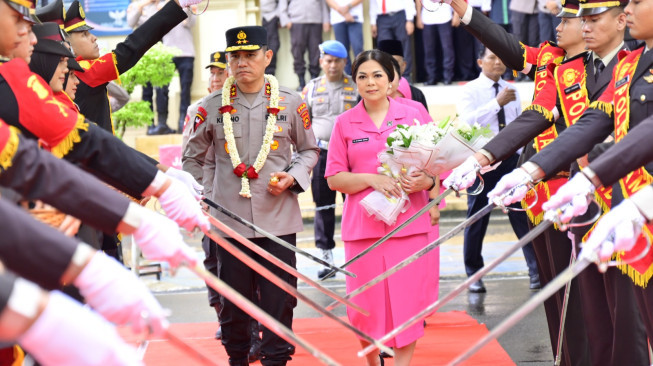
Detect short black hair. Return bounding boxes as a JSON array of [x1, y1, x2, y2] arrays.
[[352, 50, 395, 83]]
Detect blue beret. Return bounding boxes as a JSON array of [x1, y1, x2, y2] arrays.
[[319, 40, 348, 59]]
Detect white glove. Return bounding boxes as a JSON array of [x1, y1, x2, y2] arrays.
[[165, 168, 203, 200], [584, 199, 646, 261], [487, 168, 532, 206], [74, 251, 169, 336], [542, 173, 596, 223], [443, 156, 481, 191], [132, 205, 198, 267], [19, 291, 143, 366], [158, 177, 210, 232]]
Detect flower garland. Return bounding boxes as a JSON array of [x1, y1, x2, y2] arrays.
[[220, 74, 280, 198]]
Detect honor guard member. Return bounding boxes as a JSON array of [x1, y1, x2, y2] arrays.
[[34, 0, 65, 28], [182, 51, 228, 149], [64, 0, 188, 134], [446, 0, 650, 364], [505, 0, 653, 351], [183, 26, 319, 366], [301, 40, 356, 280], [182, 50, 229, 341], [0, 1, 209, 236]]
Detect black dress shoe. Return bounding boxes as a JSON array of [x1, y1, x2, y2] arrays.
[[424, 80, 438, 86], [443, 79, 453, 85], [529, 274, 541, 290], [317, 268, 335, 280], [469, 280, 486, 293]]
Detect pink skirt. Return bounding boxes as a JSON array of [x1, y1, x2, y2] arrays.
[[345, 233, 439, 348]]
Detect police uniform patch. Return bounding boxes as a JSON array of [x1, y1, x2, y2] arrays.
[[265, 82, 271, 96], [194, 106, 207, 131], [230, 84, 237, 98], [270, 140, 279, 150], [297, 102, 311, 129]]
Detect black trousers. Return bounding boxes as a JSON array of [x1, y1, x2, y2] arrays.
[[311, 150, 338, 250], [289, 23, 322, 78], [218, 234, 297, 365], [263, 16, 281, 75], [463, 153, 539, 277], [376, 10, 413, 79], [529, 223, 590, 366]]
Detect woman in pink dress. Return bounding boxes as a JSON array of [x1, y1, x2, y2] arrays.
[[325, 50, 440, 366]]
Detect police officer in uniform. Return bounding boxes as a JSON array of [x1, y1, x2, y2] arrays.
[[301, 40, 356, 280], [183, 26, 319, 366]]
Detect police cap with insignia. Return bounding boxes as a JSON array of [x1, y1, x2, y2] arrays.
[[64, 0, 93, 33], [2, 0, 38, 24], [33, 22, 74, 58], [578, 0, 628, 17], [319, 40, 348, 59], [557, 0, 580, 18], [377, 40, 404, 57], [225, 26, 267, 52], [206, 51, 226, 69], [36, 0, 65, 28]]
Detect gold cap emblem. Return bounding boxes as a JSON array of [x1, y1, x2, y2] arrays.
[[79, 2, 85, 18], [561, 0, 566, 5], [236, 30, 248, 45], [213, 52, 221, 61]]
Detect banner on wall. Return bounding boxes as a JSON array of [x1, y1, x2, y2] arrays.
[[66, 0, 132, 36]]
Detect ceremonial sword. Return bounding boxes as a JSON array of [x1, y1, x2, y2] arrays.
[[326, 182, 535, 311], [318, 188, 455, 280], [447, 222, 651, 365], [357, 218, 552, 357], [202, 223, 393, 356], [202, 197, 355, 278], [357, 203, 600, 357], [203, 212, 368, 315], [185, 263, 340, 366]]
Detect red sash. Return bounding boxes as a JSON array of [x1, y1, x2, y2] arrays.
[[608, 48, 653, 287], [532, 42, 566, 100], [75, 53, 120, 88], [0, 121, 19, 172], [0, 59, 87, 157]]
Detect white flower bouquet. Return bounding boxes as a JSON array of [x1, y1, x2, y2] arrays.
[[359, 117, 493, 225]]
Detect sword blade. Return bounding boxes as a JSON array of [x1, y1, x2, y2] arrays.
[[202, 197, 356, 278], [447, 257, 594, 366], [187, 263, 341, 366], [357, 220, 552, 357], [202, 228, 393, 356], [320, 188, 455, 280], [326, 201, 496, 311], [204, 213, 368, 315]]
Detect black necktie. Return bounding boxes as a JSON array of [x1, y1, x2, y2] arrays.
[[493, 82, 506, 130], [594, 58, 605, 82]]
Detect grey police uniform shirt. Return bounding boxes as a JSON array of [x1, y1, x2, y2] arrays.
[[183, 83, 319, 239], [302, 74, 357, 144]]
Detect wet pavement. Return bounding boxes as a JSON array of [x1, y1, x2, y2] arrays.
[[133, 208, 555, 365]]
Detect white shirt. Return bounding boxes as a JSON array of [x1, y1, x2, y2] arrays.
[[457, 73, 522, 136], [369, 0, 416, 25], [420, 3, 453, 25], [329, 0, 364, 24]]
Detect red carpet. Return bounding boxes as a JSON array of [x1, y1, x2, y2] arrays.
[[120, 311, 514, 365]]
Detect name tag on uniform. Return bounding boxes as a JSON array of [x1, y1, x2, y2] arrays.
[[352, 138, 369, 144], [268, 114, 287, 122], [537, 65, 547, 72], [615, 75, 630, 88], [563, 83, 581, 95]]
